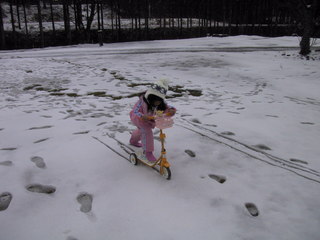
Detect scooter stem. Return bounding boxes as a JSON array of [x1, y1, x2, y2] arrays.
[[159, 129, 170, 174]]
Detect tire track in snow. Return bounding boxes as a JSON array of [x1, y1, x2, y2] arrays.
[[92, 136, 129, 161], [92, 135, 162, 175], [176, 119, 320, 184]]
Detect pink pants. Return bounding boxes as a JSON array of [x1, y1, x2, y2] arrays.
[[130, 121, 155, 152]]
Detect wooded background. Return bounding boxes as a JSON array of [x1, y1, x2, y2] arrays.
[[0, 0, 319, 54]]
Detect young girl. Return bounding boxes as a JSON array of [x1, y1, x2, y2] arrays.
[[129, 79, 176, 162]]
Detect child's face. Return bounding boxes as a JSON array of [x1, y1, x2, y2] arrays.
[[153, 100, 162, 106], [148, 94, 163, 107]]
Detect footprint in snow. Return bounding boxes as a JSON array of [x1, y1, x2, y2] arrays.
[[220, 131, 235, 136], [31, 156, 46, 169], [191, 118, 201, 124], [208, 174, 227, 184], [77, 193, 93, 213], [66, 236, 78, 240], [97, 122, 107, 126], [266, 115, 279, 118], [73, 131, 90, 135], [227, 111, 240, 115], [185, 149, 196, 157], [300, 122, 315, 125], [26, 184, 56, 194], [290, 158, 308, 165], [0, 192, 13, 211], [33, 138, 50, 144], [253, 144, 271, 151], [245, 202, 259, 217], [0, 147, 17, 151], [40, 115, 53, 118], [28, 125, 53, 130], [0, 161, 13, 166]]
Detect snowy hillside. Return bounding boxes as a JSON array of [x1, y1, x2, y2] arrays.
[[0, 36, 320, 240]]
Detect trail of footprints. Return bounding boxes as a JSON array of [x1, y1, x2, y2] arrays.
[[0, 155, 93, 214], [2, 149, 261, 216], [185, 149, 260, 217], [0, 124, 95, 213]]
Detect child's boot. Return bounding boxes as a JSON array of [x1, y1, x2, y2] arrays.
[[146, 152, 157, 162], [130, 140, 142, 147], [129, 130, 142, 147]]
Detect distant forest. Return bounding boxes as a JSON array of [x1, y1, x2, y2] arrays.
[[0, 0, 319, 54]]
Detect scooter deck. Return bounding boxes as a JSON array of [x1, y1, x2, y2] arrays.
[[136, 152, 160, 167]]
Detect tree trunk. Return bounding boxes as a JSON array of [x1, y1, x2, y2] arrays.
[[23, 0, 29, 35], [228, 0, 232, 35], [86, 3, 95, 42], [63, 0, 72, 45], [73, 1, 78, 31], [100, 2, 104, 30], [49, 0, 55, 33], [86, 3, 95, 30], [86, 0, 89, 29], [117, 1, 121, 35], [110, 2, 114, 32], [37, 0, 44, 48], [299, 1, 317, 55], [0, 2, 5, 49], [222, 0, 226, 33], [97, 2, 101, 30], [145, 0, 149, 37], [9, 0, 17, 48], [16, 1, 21, 29]]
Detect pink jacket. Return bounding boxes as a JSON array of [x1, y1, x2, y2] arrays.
[[130, 95, 175, 128]]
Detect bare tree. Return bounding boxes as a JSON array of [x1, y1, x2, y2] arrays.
[[86, 3, 96, 31], [37, 0, 44, 48], [49, 0, 56, 34], [16, 1, 21, 29], [9, 0, 17, 48], [0, 2, 5, 49], [286, 0, 318, 55], [299, 0, 318, 55], [22, 0, 29, 35], [63, 0, 72, 44], [85, 2, 96, 42]]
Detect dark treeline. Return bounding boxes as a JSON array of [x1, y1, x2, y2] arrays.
[[1, 0, 319, 54]]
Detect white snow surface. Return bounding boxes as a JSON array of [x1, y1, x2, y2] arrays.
[[0, 36, 320, 240]]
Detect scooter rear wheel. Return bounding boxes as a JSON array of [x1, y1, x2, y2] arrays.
[[161, 167, 171, 180], [129, 153, 138, 165]]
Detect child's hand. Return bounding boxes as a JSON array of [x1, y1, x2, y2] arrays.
[[166, 108, 176, 116], [141, 115, 154, 121]]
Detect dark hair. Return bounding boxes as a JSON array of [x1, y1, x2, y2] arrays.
[[144, 94, 166, 111]]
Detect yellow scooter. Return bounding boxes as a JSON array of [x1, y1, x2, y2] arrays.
[[129, 112, 174, 180]]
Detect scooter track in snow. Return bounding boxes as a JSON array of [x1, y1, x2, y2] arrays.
[[92, 136, 129, 161], [93, 124, 320, 183], [176, 119, 320, 184], [92, 135, 161, 174]]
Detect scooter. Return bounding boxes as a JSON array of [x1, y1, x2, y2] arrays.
[[129, 112, 174, 180]]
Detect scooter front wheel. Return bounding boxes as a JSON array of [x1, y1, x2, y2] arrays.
[[129, 153, 138, 165], [161, 167, 171, 180]]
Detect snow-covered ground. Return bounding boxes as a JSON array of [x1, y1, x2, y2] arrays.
[[0, 36, 320, 240]]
